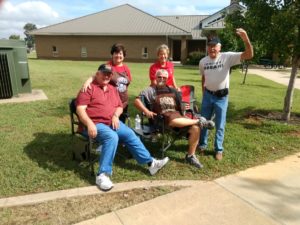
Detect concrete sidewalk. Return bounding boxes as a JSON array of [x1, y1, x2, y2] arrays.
[[247, 66, 300, 90], [74, 152, 300, 225], [1, 152, 299, 225]]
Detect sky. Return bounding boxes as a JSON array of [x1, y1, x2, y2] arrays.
[[0, 0, 231, 39]]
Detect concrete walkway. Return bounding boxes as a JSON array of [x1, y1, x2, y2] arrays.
[[0, 89, 48, 104], [1, 152, 299, 225], [247, 65, 300, 90], [72, 152, 300, 225]]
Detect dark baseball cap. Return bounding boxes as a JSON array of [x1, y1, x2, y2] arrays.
[[207, 37, 221, 45], [97, 64, 112, 73]]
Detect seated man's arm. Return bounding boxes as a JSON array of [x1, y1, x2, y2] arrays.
[[76, 105, 97, 138], [134, 97, 157, 119], [111, 106, 123, 130]]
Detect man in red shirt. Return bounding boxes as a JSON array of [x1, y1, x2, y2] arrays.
[[76, 64, 169, 191]]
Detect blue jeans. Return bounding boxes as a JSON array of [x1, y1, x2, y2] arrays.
[[83, 121, 153, 175], [199, 90, 228, 152]]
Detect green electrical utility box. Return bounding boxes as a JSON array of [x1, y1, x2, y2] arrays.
[[0, 40, 32, 99]]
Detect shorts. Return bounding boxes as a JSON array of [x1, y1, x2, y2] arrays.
[[163, 111, 184, 126]]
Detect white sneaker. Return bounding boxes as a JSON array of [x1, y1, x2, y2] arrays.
[[149, 157, 169, 175], [96, 173, 114, 191]]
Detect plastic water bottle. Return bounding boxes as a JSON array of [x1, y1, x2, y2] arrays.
[[135, 114, 141, 130]]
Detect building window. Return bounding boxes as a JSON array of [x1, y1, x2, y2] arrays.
[[142, 47, 148, 59], [81, 47, 87, 58], [52, 46, 58, 57]]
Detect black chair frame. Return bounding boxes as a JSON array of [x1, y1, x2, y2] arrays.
[[69, 98, 98, 175]]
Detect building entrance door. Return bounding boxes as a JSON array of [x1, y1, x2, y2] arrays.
[[172, 40, 181, 61]]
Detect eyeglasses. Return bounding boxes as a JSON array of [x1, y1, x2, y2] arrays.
[[157, 76, 167, 79]]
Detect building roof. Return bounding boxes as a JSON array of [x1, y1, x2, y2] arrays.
[[200, 3, 245, 30], [30, 3, 244, 39], [158, 15, 208, 40], [30, 4, 190, 36], [157, 15, 208, 31]]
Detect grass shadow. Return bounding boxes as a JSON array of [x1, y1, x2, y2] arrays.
[[227, 104, 256, 121], [24, 132, 157, 183], [24, 132, 95, 184], [113, 146, 153, 175]]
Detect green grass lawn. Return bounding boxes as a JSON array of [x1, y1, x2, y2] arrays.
[[0, 56, 299, 198]]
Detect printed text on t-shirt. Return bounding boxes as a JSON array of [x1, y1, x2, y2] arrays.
[[203, 61, 224, 71]]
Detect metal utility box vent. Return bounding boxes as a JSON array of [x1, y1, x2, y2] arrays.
[[0, 53, 13, 98], [0, 40, 32, 99]]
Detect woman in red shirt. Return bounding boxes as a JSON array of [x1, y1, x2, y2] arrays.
[[149, 44, 179, 90], [82, 43, 132, 123]]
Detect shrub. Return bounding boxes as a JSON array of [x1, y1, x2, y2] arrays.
[[185, 51, 206, 65]]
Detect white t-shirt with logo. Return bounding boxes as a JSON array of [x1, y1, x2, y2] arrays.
[[199, 52, 242, 91]]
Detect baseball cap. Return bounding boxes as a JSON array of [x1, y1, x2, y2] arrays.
[[97, 64, 112, 73], [207, 37, 221, 45]]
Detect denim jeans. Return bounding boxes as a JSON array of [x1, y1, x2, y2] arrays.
[[199, 89, 228, 152], [83, 121, 153, 175]]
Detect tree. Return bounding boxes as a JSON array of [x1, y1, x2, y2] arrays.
[[226, 0, 299, 121], [219, 10, 247, 53], [23, 23, 37, 49], [9, 35, 20, 40]]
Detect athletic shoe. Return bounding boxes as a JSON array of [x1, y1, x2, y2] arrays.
[[96, 173, 114, 191], [149, 157, 169, 175], [185, 154, 203, 169], [198, 117, 215, 129]]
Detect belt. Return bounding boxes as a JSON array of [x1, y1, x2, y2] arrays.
[[205, 88, 218, 95], [205, 88, 228, 97]]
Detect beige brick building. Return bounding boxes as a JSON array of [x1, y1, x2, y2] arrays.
[[30, 2, 243, 63]]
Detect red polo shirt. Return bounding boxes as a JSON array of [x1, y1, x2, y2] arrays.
[[76, 82, 122, 125], [107, 60, 132, 81], [149, 61, 175, 87]]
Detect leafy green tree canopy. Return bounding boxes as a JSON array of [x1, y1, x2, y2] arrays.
[[223, 0, 299, 65], [9, 35, 20, 40], [222, 0, 299, 121], [23, 23, 37, 48]]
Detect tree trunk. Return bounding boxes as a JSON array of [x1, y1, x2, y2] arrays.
[[282, 55, 300, 121]]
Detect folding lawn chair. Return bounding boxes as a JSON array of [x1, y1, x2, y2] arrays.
[[133, 95, 190, 158], [180, 85, 199, 118], [69, 98, 99, 175]]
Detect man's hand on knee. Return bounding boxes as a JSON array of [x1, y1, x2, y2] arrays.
[[88, 123, 97, 138]]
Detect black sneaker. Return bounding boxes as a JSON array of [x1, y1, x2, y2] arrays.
[[198, 117, 215, 130], [185, 154, 203, 169]]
